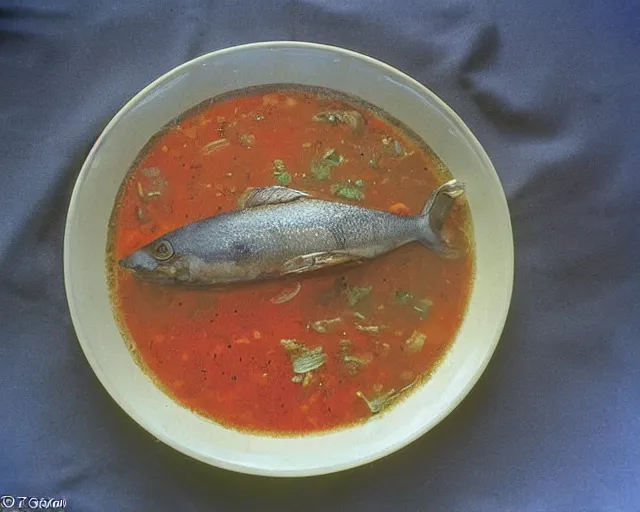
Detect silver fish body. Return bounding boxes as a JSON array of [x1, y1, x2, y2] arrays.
[[118, 180, 465, 286]]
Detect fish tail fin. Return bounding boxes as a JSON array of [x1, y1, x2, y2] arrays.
[[416, 179, 466, 259]]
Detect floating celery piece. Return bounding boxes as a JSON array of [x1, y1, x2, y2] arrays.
[[356, 388, 399, 414], [292, 347, 327, 374], [357, 382, 415, 414]]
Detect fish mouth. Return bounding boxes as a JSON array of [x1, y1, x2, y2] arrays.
[[118, 258, 134, 269]]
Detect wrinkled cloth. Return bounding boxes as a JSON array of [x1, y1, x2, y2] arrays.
[[1, 1, 639, 510]]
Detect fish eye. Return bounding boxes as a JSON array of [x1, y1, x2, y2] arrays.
[[152, 240, 174, 261]]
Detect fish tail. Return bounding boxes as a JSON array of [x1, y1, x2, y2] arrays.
[[416, 179, 466, 258]]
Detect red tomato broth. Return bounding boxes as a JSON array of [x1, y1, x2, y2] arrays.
[[107, 86, 474, 434]]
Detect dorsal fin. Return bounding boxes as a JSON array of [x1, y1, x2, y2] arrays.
[[238, 186, 311, 209]]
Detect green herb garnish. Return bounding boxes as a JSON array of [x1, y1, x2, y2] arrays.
[[310, 148, 343, 181], [345, 285, 372, 307], [274, 171, 291, 186], [272, 160, 292, 186], [395, 290, 414, 305], [331, 182, 364, 201]]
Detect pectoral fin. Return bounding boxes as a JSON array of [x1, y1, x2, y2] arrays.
[[281, 251, 364, 275], [238, 186, 311, 209]]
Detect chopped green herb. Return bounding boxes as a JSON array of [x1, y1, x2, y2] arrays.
[[368, 158, 379, 169], [405, 330, 426, 353], [395, 290, 414, 305], [310, 148, 343, 181], [354, 179, 365, 188], [331, 182, 365, 201], [352, 312, 366, 321], [345, 285, 372, 307], [323, 148, 344, 165], [413, 299, 433, 319], [272, 159, 292, 186], [393, 139, 405, 157], [291, 374, 304, 383], [311, 160, 333, 180], [309, 317, 342, 334], [274, 171, 291, 186]]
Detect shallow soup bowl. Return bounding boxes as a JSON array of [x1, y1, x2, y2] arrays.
[[64, 41, 513, 477]]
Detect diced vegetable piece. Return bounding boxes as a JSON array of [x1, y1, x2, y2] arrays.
[[309, 317, 342, 334], [240, 133, 256, 147], [413, 299, 433, 319], [395, 290, 414, 305], [273, 159, 286, 172], [281, 339, 304, 352], [405, 330, 426, 353], [355, 323, 384, 334], [322, 148, 343, 165], [344, 285, 372, 307], [302, 372, 313, 387]]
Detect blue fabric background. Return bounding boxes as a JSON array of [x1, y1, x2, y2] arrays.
[[1, 1, 639, 510]]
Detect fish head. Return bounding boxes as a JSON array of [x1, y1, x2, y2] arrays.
[[118, 237, 191, 284]]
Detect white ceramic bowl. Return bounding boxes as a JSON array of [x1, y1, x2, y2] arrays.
[[64, 41, 513, 477]]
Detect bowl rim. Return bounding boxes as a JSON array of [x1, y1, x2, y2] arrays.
[[64, 40, 514, 477]]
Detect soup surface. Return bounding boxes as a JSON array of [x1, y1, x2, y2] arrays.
[[108, 85, 474, 435]]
